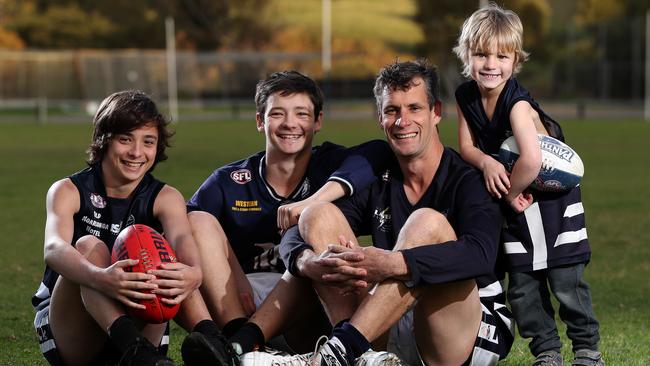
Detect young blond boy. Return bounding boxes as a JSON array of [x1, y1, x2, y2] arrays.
[[453, 3, 603, 366]]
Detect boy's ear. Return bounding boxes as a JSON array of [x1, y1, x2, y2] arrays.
[[256, 113, 264, 132], [314, 111, 323, 133]]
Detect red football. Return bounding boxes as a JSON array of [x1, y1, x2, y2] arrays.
[[111, 224, 180, 324]]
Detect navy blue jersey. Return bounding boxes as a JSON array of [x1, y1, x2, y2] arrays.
[[32, 165, 165, 311], [281, 148, 510, 313], [455, 78, 564, 157], [187, 140, 391, 273], [455, 79, 591, 272]]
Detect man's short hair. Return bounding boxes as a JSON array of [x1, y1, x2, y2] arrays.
[[255, 71, 324, 118], [87, 90, 172, 170], [373, 59, 441, 112]]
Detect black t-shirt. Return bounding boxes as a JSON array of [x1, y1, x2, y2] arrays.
[[281, 148, 506, 301]]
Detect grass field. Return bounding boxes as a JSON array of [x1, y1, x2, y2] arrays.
[[1, 118, 649, 365]]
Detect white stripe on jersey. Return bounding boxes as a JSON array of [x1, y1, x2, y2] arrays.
[[478, 280, 504, 298], [554, 228, 588, 247], [564, 202, 584, 218], [503, 241, 526, 254], [524, 203, 549, 270], [329, 176, 354, 196], [468, 347, 500, 366], [494, 302, 515, 335], [33, 282, 51, 312], [39, 339, 56, 353], [258, 156, 283, 202]]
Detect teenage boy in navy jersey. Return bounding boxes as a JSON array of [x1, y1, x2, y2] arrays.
[[182, 71, 390, 364], [32, 90, 226, 366], [242, 60, 515, 366]]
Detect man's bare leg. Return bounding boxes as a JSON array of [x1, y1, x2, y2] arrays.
[[350, 208, 481, 365]]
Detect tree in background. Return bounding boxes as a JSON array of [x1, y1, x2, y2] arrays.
[[0, 0, 271, 50]]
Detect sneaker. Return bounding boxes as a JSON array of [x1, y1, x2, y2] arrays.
[[117, 336, 176, 366], [572, 349, 604, 366], [354, 350, 404, 366], [532, 350, 564, 366], [240, 350, 311, 366], [182, 331, 240, 366], [240, 336, 350, 366]]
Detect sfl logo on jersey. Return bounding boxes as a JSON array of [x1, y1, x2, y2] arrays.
[[231, 169, 252, 184]]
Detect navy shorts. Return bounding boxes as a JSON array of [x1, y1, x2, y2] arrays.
[[387, 301, 514, 366]]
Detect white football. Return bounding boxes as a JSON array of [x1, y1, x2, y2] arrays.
[[498, 134, 584, 192]]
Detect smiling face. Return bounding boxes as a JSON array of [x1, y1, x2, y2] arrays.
[[469, 43, 515, 93], [257, 92, 322, 158], [378, 77, 441, 160], [101, 123, 158, 188]]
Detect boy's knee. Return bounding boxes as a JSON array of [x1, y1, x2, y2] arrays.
[[75, 235, 107, 255], [188, 210, 217, 232], [188, 210, 229, 251], [299, 202, 341, 230], [75, 235, 110, 266]]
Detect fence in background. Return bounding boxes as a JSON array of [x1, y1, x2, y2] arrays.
[[0, 45, 647, 123]]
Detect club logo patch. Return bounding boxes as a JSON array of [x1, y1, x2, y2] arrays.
[[231, 169, 252, 184], [295, 178, 311, 199], [373, 207, 392, 232], [90, 193, 106, 208]]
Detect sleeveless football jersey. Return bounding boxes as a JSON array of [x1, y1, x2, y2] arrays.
[[32, 165, 165, 311], [455, 79, 591, 271]]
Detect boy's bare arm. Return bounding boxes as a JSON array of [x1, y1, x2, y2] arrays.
[[456, 104, 511, 198]]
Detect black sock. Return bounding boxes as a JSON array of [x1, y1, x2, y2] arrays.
[[222, 317, 249, 338], [193, 319, 221, 337], [332, 322, 371, 363], [108, 315, 141, 354], [229, 322, 265, 353]]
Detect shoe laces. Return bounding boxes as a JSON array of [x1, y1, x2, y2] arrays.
[[266, 335, 329, 366], [311, 336, 349, 366]]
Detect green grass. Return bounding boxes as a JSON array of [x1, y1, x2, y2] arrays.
[[1, 118, 649, 365]]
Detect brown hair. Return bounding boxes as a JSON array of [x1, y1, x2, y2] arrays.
[[87, 90, 172, 170]]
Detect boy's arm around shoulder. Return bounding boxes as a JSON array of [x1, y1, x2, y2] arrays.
[[277, 140, 391, 231], [326, 139, 391, 196]]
